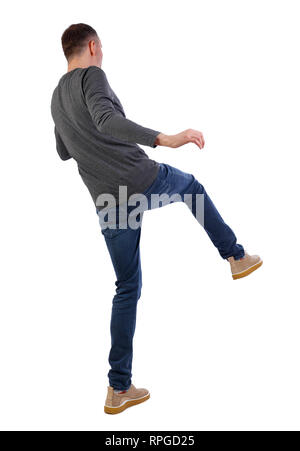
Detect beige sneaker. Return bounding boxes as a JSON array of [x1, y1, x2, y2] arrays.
[[228, 252, 263, 280], [104, 384, 150, 414]]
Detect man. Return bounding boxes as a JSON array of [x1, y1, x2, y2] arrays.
[[51, 23, 262, 415]]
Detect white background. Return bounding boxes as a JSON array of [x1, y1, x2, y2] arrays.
[[1, 0, 299, 431]]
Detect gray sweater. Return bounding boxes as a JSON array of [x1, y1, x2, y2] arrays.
[[50, 65, 161, 209]]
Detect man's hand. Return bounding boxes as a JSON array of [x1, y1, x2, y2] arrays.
[[155, 129, 205, 149]]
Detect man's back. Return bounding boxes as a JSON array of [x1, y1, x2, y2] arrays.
[[50, 65, 160, 207]]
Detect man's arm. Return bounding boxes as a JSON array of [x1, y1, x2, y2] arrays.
[[82, 66, 161, 148], [54, 126, 72, 160]]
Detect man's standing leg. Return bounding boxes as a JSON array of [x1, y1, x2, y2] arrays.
[[100, 218, 150, 415], [101, 224, 142, 391]]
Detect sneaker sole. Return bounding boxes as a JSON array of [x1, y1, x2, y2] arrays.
[[104, 393, 150, 414], [232, 260, 263, 280]]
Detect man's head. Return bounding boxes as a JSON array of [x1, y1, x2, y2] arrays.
[[61, 23, 103, 69]]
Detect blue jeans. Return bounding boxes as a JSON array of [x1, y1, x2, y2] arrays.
[[97, 163, 244, 390]]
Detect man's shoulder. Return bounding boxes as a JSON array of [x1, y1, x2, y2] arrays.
[[83, 65, 106, 78], [87, 65, 105, 72], [81, 65, 110, 94]]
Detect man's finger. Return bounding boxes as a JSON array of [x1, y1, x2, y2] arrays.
[[195, 138, 203, 149], [197, 133, 204, 147]]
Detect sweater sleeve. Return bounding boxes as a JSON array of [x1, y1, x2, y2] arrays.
[[54, 125, 71, 160], [82, 66, 161, 148]]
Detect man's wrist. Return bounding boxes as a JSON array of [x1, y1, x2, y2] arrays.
[[155, 133, 171, 147]]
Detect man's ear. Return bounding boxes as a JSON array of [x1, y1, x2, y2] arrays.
[[89, 39, 96, 56]]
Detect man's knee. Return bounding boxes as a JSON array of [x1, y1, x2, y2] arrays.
[[114, 273, 142, 304], [189, 173, 205, 194]]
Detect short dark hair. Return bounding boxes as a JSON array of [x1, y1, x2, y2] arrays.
[[61, 23, 98, 61]]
